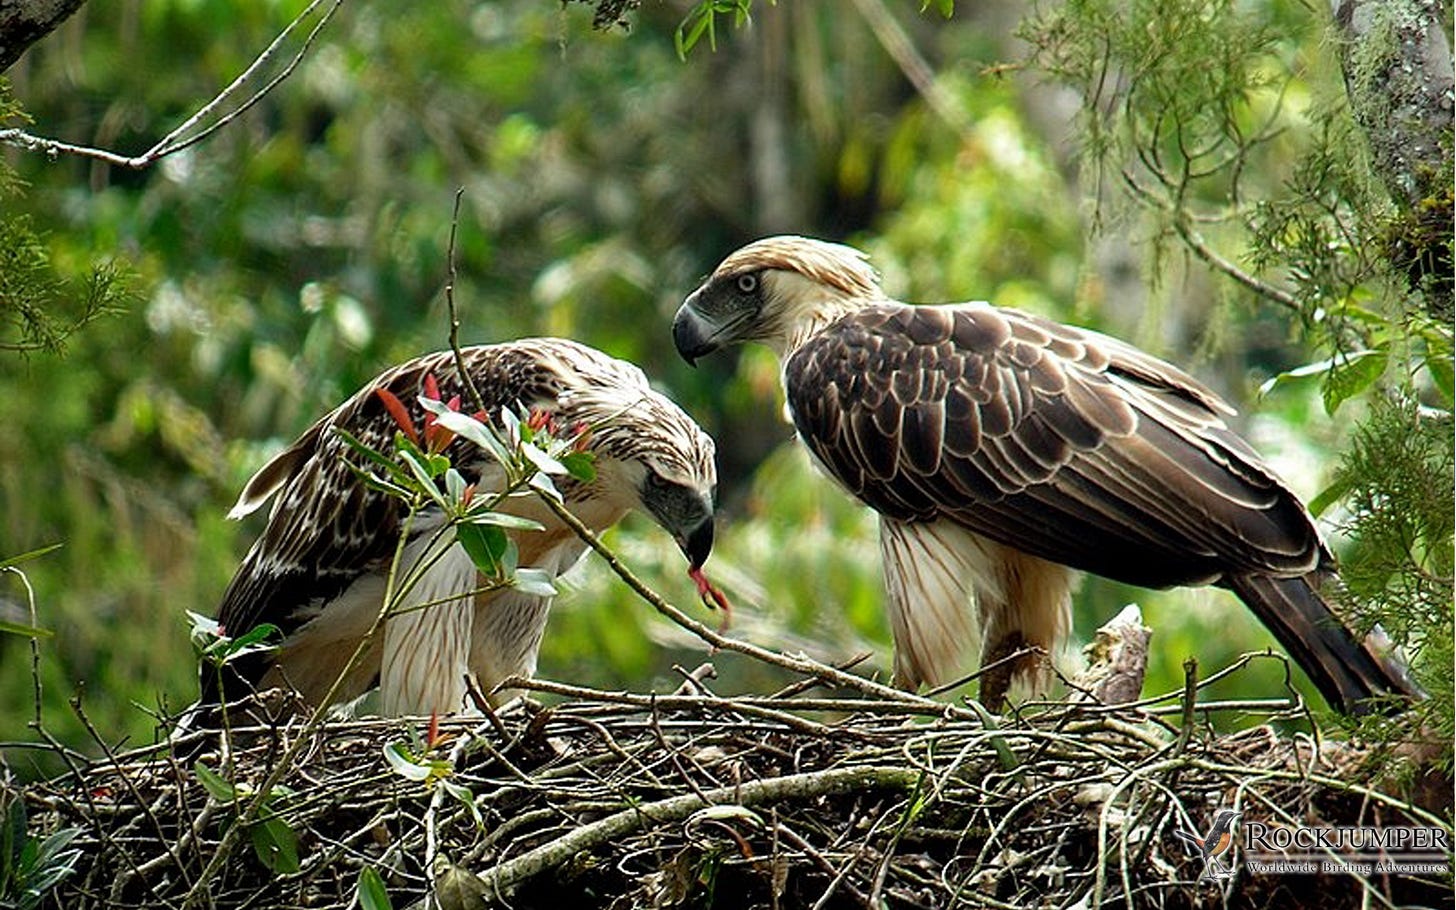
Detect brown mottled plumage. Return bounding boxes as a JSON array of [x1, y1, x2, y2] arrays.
[[673, 235, 1412, 713], [203, 339, 715, 718]]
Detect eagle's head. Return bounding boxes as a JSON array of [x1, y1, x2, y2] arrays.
[[672, 236, 882, 363], [562, 381, 718, 570]]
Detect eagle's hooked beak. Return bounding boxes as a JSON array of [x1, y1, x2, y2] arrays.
[[642, 475, 716, 570], [679, 516, 714, 572], [672, 293, 718, 366]]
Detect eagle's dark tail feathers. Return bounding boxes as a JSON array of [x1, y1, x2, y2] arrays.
[[1226, 573, 1420, 715]]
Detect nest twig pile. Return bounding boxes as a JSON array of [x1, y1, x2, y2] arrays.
[[8, 660, 1451, 910]]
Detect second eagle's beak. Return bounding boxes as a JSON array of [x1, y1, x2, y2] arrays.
[[678, 516, 714, 571], [671, 297, 718, 366]]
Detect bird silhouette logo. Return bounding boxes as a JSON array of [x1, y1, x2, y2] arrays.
[[1175, 809, 1242, 883]]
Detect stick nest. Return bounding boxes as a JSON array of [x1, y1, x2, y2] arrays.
[[7, 670, 1451, 910]]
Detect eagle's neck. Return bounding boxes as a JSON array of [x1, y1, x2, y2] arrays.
[[763, 271, 880, 357], [776, 302, 861, 356]]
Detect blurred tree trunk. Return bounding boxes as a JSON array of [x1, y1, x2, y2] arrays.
[[750, 4, 796, 235], [0, 0, 85, 71], [1332, 0, 1453, 208], [1332, 0, 1454, 316]]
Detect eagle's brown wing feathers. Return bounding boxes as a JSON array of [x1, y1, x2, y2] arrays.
[[785, 302, 1406, 712], [785, 302, 1324, 588]]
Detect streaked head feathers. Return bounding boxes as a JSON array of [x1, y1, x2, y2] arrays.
[[712, 235, 881, 299]]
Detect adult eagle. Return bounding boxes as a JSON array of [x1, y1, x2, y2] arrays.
[[672, 235, 1409, 714], [203, 338, 716, 718]]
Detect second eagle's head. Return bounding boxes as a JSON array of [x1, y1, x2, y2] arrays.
[[673, 236, 883, 364], [562, 381, 718, 571]]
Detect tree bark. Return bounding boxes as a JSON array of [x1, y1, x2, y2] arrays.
[[1331, 0, 1453, 207], [1, 0, 86, 72], [1332, 0, 1454, 316]]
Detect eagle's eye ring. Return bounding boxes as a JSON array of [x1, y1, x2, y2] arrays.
[[736, 273, 759, 294]]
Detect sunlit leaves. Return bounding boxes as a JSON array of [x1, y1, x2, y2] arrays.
[[188, 612, 281, 666], [560, 450, 597, 483], [340, 391, 595, 592], [512, 568, 558, 598], [382, 742, 452, 786], [674, 0, 753, 60], [422, 405, 513, 469], [1258, 349, 1388, 415]]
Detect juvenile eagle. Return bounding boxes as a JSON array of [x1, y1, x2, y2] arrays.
[[204, 338, 716, 717], [672, 235, 1409, 713]]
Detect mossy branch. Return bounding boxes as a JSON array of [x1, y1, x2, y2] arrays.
[[476, 765, 920, 898]]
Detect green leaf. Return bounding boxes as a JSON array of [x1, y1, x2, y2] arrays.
[[30, 828, 81, 873], [444, 467, 466, 504], [677, 5, 714, 59], [1257, 357, 1336, 398], [0, 618, 52, 639], [221, 622, 282, 657], [1307, 473, 1356, 518], [513, 569, 558, 598], [194, 762, 237, 802], [967, 701, 1029, 789], [528, 471, 562, 503], [333, 427, 410, 484], [455, 523, 509, 576], [200, 622, 281, 663], [344, 464, 417, 500], [425, 407, 518, 471], [249, 808, 300, 874], [559, 451, 596, 483], [434, 857, 490, 910], [0, 543, 62, 571], [382, 742, 433, 782], [1322, 349, 1387, 415], [4, 797, 25, 876], [460, 510, 544, 532], [520, 441, 567, 476], [400, 449, 449, 509], [1425, 356, 1454, 405], [439, 780, 483, 829], [392, 430, 426, 462], [356, 866, 393, 910]]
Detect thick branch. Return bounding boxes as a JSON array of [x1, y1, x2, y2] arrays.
[[0, 0, 86, 72], [476, 765, 919, 898]]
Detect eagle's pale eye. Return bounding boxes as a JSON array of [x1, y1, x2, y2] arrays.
[[736, 273, 759, 294]]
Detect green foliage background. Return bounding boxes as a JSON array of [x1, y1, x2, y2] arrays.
[[1, 0, 1449, 776]]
